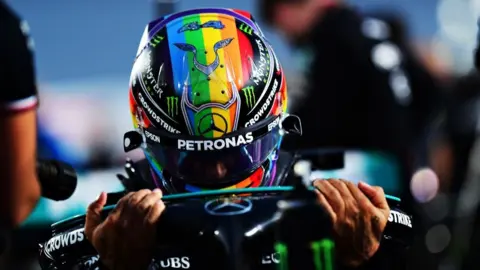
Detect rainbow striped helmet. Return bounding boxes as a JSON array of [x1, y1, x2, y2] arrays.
[[128, 8, 288, 193]]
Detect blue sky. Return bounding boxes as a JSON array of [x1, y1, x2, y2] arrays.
[[7, 0, 438, 83]]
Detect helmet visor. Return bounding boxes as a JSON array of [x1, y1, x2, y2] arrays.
[[143, 115, 283, 186]]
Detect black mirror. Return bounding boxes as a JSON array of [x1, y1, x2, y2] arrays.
[[281, 114, 302, 136], [123, 131, 143, 152]]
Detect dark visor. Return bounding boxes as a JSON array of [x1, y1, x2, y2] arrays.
[[142, 115, 283, 186]]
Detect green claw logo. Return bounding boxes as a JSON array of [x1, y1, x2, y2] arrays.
[[166, 96, 179, 117], [311, 239, 334, 270], [242, 86, 256, 109], [239, 23, 253, 36], [274, 239, 334, 270], [149, 34, 164, 48], [275, 243, 288, 270]]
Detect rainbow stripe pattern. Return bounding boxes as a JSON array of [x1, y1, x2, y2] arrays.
[[164, 11, 256, 138]]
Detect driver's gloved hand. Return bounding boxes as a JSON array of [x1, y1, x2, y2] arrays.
[[313, 179, 390, 268], [84, 189, 165, 270]]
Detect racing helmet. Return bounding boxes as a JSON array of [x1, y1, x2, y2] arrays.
[[125, 8, 294, 193]]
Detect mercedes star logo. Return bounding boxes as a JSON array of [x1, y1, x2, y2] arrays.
[[204, 198, 253, 216], [197, 113, 228, 136]]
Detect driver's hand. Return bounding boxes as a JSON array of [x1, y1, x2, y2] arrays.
[[313, 179, 390, 267], [85, 189, 165, 270]]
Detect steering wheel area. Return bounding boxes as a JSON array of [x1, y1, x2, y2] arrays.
[[38, 187, 413, 270]]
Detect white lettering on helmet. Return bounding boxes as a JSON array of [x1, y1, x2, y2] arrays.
[[144, 63, 164, 99], [388, 210, 412, 228], [44, 229, 85, 255], [138, 93, 181, 134], [245, 79, 279, 128], [252, 39, 268, 86], [145, 130, 161, 143], [267, 117, 281, 132], [178, 132, 254, 151]]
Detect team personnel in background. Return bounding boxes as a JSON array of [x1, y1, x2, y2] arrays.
[[442, 28, 480, 270], [259, 2, 443, 269], [258, 0, 441, 198], [441, 73, 480, 270], [0, 2, 40, 228]]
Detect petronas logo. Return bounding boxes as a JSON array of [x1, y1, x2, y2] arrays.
[[166, 96, 178, 117], [242, 86, 256, 109]]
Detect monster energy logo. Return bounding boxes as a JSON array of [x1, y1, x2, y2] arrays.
[[311, 240, 334, 270], [243, 86, 256, 109], [275, 239, 334, 270], [275, 243, 288, 270], [239, 23, 253, 35], [150, 34, 164, 48], [166, 96, 179, 117]]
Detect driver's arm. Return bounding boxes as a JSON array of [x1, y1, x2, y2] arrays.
[[0, 3, 40, 228], [314, 179, 406, 269]]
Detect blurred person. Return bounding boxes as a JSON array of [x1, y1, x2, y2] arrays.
[[429, 19, 480, 197], [366, 11, 454, 85], [79, 8, 395, 270], [430, 74, 480, 194], [0, 2, 41, 228], [258, 0, 442, 199], [426, 21, 480, 266], [439, 72, 480, 270], [441, 23, 480, 270]]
